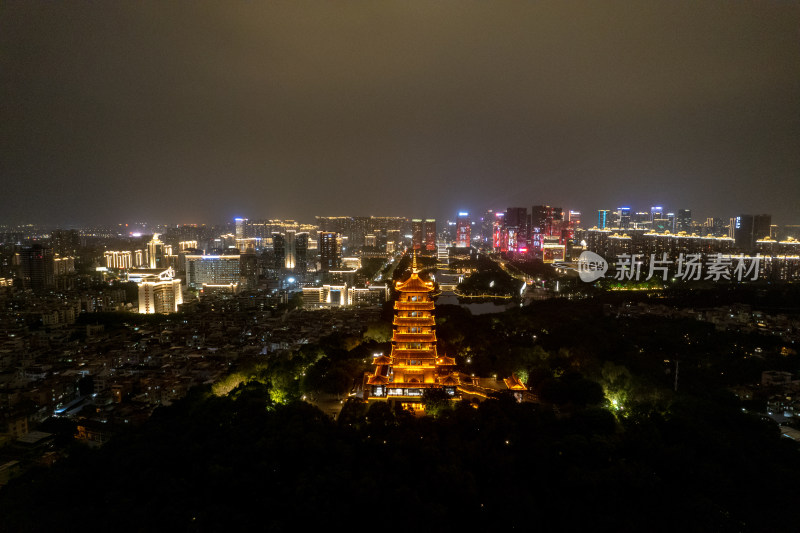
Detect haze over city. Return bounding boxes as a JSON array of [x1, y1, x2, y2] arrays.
[[2, 1, 799, 226]]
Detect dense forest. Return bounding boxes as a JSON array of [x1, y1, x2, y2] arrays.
[[1, 381, 797, 532]]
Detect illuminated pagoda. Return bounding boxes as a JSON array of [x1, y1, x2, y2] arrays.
[[364, 253, 458, 409]]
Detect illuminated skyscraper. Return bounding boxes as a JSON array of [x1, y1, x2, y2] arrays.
[[597, 209, 610, 229], [319, 231, 340, 271], [412, 219, 437, 252], [615, 207, 631, 229], [675, 209, 692, 233], [234, 217, 248, 239], [147, 234, 166, 269], [455, 212, 471, 248], [650, 206, 663, 222], [185, 253, 241, 289], [138, 268, 183, 314]]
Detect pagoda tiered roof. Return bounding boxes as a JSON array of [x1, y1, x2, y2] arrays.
[[439, 374, 460, 386], [392, 333, 437, 343], [390, 348, 437, 357], [393, 317, 436, 327], [394, 302, 435, 311], [395, 272, 435, 293], [367, 374, 389, 385]]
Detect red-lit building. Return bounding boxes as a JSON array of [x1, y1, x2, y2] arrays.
[[456, 212, 471, 248]]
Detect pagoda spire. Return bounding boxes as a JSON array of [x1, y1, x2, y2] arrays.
[[412, 250, 418, 272]]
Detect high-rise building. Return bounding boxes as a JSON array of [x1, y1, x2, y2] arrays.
[[455, 212, 471, 248], [597, 209, 610, 229], [424, 219, 436, 251], [504, 207, 529, 253], [386, 229, 401, 254], [732, 214, 772, 251], [676, 209, 692, 233], [412, 219, 424, 251], [478, 210, 496, 246], [234, 217, 248, 239], [138, 268, 183, 314], [283, 230, 297, 269], [147, 234, 166, 269], [531, 206, 563, 252], [319, 231, 340, 271], [239, 251, 258, 289], [650, 206, 664, 222], [615, 207, 632, 229], [185, 253, 241, 289], [412, 219, 437, 252], [753, 214, 772, 243], [493, 212, 506, 251], [17, 244, 54, 291], [50, 229, 81, 256], [295, 232, 309, 274]]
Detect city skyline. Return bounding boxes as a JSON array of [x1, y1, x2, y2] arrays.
[[2, 2, 799, 226]]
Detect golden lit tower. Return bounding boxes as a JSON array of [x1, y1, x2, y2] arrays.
[[364, 253, 457, 409]]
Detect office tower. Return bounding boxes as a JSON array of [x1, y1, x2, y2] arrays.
[[650, 206, 664, 222], [424, 219, 436, 251], [271, 231, 302, 270], [676, 209, 692, 233], [295, 232, 309, 274], [732, 214, 772, 251], [733, 215, 754, 250], [147, 234, 166, 269], [478, 210, 496, 245], [411, 219, 423, 250], [615, 207, 632, 229], [17, 244, 55, 291], [666, 213, 676, 232], [568, 210, 581, 227], [138, 268, 183, 314], [531, 205, 563, 252], [597, 209, 610, 229], [319, 231, 340, 271], [284, 230, 297, 269], [412, 219, 436, 251], [234, 217, 248, 239], [500, 207, 525, 253], [271, 233, 285, 270], [386, 229, 401, 255], [456, 212, 471, 248], [753, 214, 772, 242], [239, 252, 258, 289], [184, 253, 242, 289], [493, 212, 506, 251]]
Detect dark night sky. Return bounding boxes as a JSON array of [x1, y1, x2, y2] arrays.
[[2, 1, 799, 226]]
